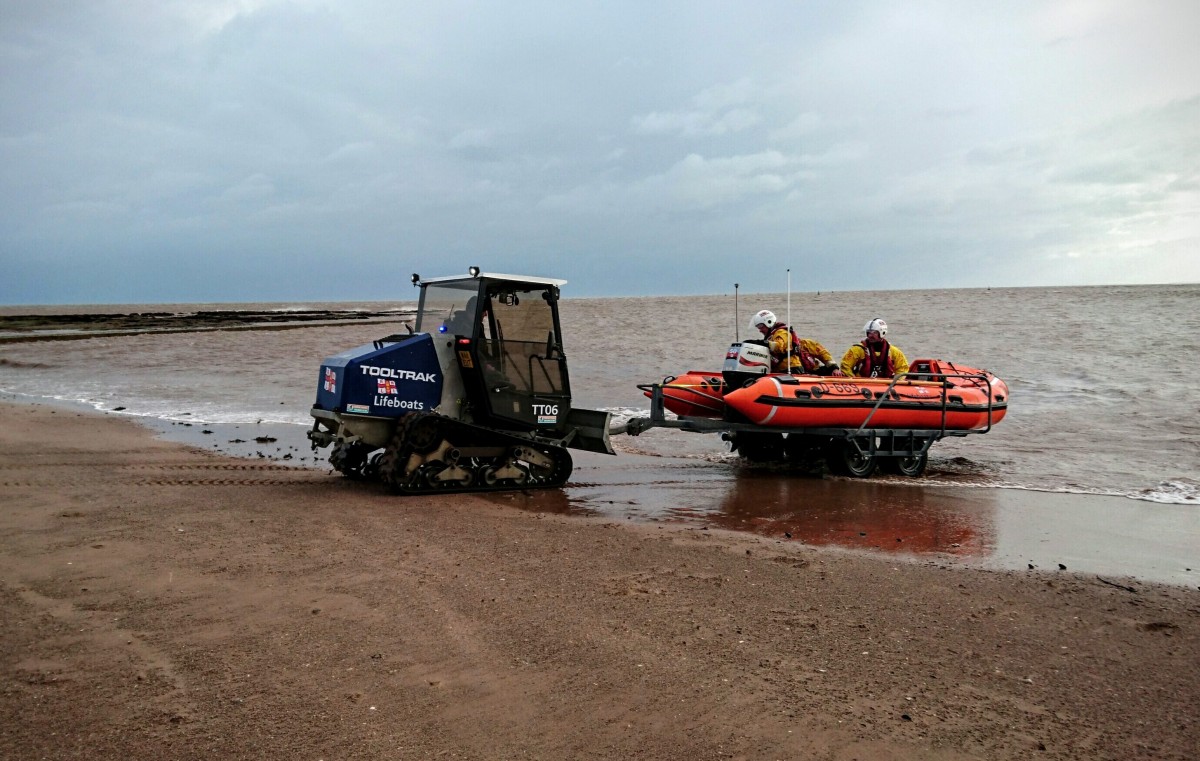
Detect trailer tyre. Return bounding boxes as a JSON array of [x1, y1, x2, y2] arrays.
[[880, 452, 928, 477], [734, 432, 785, 463], [783, 433, 825, 467], [832, 439, 877, 478]]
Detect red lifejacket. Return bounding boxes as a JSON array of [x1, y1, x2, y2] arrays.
[[855, 339, 895, 378], [772, 324, 820, 373]]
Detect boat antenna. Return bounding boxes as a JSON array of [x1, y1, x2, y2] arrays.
[[786, 268, 792, 372], [734, 282, 740, 342]]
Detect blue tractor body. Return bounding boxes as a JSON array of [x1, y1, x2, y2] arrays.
[[316, 334, 444, 418], [307, 269, 614, 493]]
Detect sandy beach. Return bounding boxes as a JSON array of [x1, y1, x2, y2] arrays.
[[1, 402, 1197, 760]]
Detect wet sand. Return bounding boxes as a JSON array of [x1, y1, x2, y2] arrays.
[[1, 402, 1198, 760], [561, 452, 1200, 587], [141, 414, 1200, 587]]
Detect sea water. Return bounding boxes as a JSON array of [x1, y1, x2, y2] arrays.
[[1, 284, 1197, 505]]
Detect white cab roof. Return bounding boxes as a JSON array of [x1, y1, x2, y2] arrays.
[[419, 271, 567, 287]]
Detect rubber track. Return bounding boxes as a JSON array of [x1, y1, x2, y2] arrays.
[[377, 412, 572, 495]]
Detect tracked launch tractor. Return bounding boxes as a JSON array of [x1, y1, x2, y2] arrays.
[[308, 269, 614, 493]]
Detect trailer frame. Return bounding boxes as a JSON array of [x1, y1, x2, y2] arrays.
[[620, 369, 1001, 477]]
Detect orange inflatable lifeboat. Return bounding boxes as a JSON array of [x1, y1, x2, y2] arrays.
[[722, 359, 1007, 431], [634, 348, 1007, 478], [642, 340, 768, 418], [652, 372, 726, 418]]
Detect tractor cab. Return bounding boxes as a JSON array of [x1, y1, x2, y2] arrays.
[[309, 268, 611, 493], [415, 271, 571, 434]]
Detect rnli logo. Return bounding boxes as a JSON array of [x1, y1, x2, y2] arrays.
[[324, 368, 337, 393], [533, 403, 558, 425]]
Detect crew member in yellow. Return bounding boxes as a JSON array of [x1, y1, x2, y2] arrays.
[[749, 309, 842, 375], [841, 318, 910, 378]]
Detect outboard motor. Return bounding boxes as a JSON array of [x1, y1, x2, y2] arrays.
[[723, 341, 770, 390]]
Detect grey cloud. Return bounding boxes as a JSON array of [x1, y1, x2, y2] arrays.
[[1, 1, 1197, 303], [631, 78, 767, 137], [631, 108, 763, 137]]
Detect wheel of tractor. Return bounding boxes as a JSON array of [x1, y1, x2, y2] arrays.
[[551, 448, 573, 486], [525, 447, 573, 487], [832, 439, 877, 478], [417, 463, 446, 488], [379, 417, 416, 492], [329, 441, 371, 479], [362, 452, 384, 480], [406, 414, 442, 453]]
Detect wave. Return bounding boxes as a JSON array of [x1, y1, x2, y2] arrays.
[[0, 358, 53, 369], [0, 388, 312, 427], [1136, 479, 1200, 505], [914, 475, 1200, 505]]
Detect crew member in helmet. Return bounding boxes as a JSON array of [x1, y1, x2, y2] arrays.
[[840, 318, 910, 378], [749, 309, 842, 375]]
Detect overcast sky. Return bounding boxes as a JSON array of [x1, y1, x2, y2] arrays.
[[2, 1, 1197, 303]]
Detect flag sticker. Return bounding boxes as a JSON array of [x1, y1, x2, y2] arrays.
[[377, 379, 397, 395], [324, 368, 337, 393]]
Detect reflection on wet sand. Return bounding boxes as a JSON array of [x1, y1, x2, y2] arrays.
[[416, 454, 1198, 584], [494, 453, 998, 560], [486, 486, 579, 516], [705, 473, 994, 557]]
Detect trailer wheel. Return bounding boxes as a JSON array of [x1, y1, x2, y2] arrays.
[[832, 439, 877, 478], [881, 452, 928, 477], [783, 433, 825, 468], [734, 432, 785, 463]]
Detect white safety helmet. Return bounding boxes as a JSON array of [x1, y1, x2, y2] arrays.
[[864, 318, 887, 338], [749, 309, 777, 331]]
